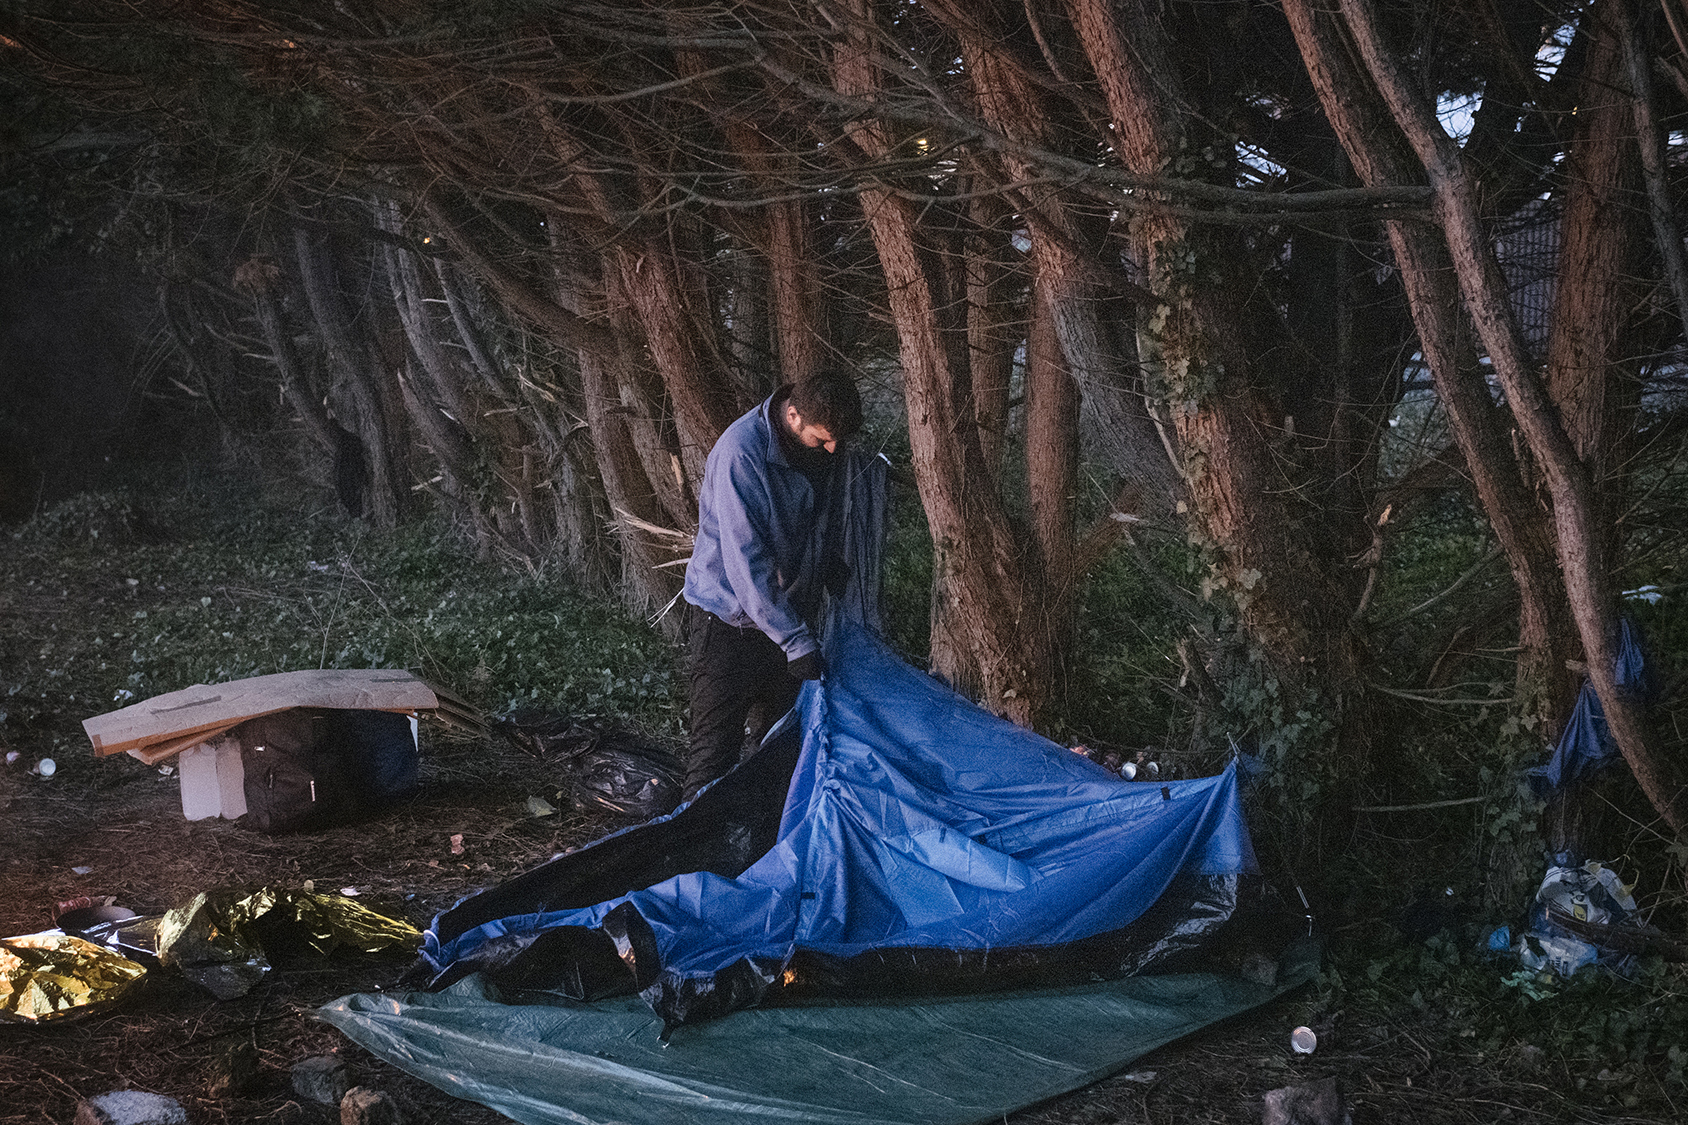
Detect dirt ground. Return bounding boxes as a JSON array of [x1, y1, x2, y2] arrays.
[[0, 516, 1681, 1125], [2, 732, 1681, 1125]]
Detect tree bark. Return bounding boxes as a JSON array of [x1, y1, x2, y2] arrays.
[[292, 227, 406, 528], [831, 0, 1045, 722], [1545, 9, 1644, 585], [239, 267, 337, 457], [1615, 0, 1688, 348], [963, 192, 1022, 476], [1065, 0, 1366, 702], [1336, 0, 1688, 834], [1283, 0, 1579, 724]]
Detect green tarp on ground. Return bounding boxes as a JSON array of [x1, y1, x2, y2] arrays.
[[319, 939, 1316, 1125]]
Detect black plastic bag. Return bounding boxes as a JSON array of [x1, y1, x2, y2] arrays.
[[497, 717, 682, 819]]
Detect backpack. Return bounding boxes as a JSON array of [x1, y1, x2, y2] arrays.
[[235, 708, 418, 833]]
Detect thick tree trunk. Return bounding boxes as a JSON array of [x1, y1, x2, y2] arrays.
[[1615, 0, 1688, 347], [292, 227, 405, 528], [1283, 0, 1578, 724], [1065, 0, 1367, 704], [1024, 273, 1076, 629], [964, 192, 1022, 476], [831, 0, 1046, 722], [1545, 13, 1644, 597], [607, 229, 737, 490], [1540, 7, 1646, 857], [764, 187, 828, 386]]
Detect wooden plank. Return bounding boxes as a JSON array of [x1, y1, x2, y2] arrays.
[[84, 669, 440, 757], [126, 722, 244, 765]]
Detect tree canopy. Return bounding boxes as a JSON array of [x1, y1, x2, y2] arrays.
[[5, 0, 1688, 872]]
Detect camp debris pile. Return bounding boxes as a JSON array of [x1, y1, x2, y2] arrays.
[[81, 668, 484, 831]]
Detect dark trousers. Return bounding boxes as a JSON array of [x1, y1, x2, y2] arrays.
[[684, 603, 802, 801]]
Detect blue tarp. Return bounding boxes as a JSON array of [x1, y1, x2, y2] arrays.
[[422, 620, 1258, 1025], [325, 452, 1300, 1124], [1528, 618, 1650, 795]]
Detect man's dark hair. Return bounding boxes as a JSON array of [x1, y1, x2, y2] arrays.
[[787, 372, 864, 438]]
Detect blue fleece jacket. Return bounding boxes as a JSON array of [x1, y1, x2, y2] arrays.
[[682, 393, 830, 659]]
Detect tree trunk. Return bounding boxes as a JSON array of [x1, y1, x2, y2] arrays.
[[1540, 6, 1646, 857], [1615, 0, 1688, 348], [292, 227, 405, 528], [1545, 10, 1644, 606], [1336, 0, 1688, 835], [1282, 0, 1578, 726], [240, 271, 336, 457], [1024, 272, 1076, 645], [831, 0, 1046, 722], [964, 192, 1022, 476], [1065, 0, 1367, 707]]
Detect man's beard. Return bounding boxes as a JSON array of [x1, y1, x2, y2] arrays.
[[789, 441, 833, 476]]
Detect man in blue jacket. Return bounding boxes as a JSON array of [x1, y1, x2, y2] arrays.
[[680, 372, 863, 800]]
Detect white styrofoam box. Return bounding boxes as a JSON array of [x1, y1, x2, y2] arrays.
[[177, 744, 220, 820], [177, 735, 246, 820], [215, 736, 247, 819]]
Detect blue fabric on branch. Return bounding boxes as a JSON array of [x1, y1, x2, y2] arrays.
[[1527, 618, 1650, 795]]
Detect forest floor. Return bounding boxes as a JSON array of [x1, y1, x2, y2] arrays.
[[1, 494, 1683, 1125]]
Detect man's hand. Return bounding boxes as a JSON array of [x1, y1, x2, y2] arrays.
[[787, 651, 825, 681]]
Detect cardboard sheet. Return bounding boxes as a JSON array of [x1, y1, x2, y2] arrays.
[[83, 669, 440, 758]]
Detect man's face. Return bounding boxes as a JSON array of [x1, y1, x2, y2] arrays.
[[785, 404, 840, 453]]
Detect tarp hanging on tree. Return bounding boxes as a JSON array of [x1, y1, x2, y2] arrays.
[[417, 620, 1262, 1029], [1528, 617, 1652, 795]]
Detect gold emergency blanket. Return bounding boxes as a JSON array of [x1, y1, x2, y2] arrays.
[[0, 932, 148, 1023], [159, 887, 420, 959], [158, 887, 421, 1000]]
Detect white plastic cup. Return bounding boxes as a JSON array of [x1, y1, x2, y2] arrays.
[[35, 758, 57, 778], [1120, 762, 1138, 780], [1291, 1026, 1317, 1054]]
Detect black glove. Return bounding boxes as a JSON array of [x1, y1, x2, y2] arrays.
[[787, 650, 825, 681]]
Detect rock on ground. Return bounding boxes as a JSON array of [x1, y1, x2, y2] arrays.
[[292, 1054, 353, 1106], [1262, 1077, 1352, 1125], [73, 1091, 188, 1125], [341, 1085, 403, 1125]]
